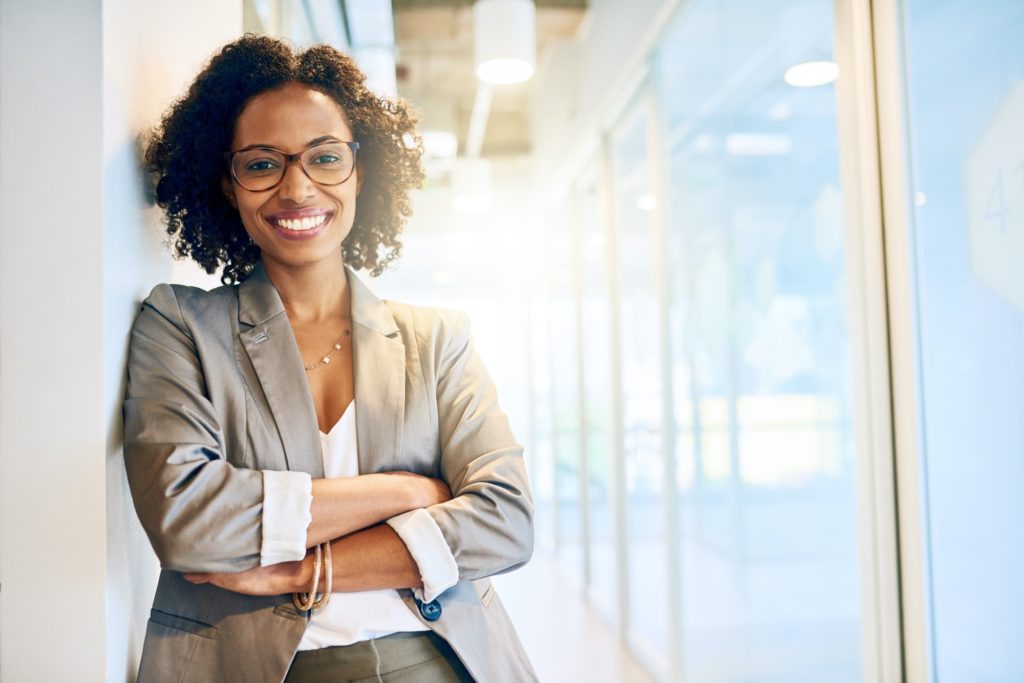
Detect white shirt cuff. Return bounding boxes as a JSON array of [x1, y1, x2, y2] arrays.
[[260, 470, 313, 566], [386, 509, 459, 602]]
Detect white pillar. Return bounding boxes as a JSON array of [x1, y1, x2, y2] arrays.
[[1, 1, 239, 680], [102, 3, 241, 679], [1, 0, 107, 679]]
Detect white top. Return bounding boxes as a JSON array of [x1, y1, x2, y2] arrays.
[[258, 401, 460, 649]]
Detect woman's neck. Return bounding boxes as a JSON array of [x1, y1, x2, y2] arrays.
[[260, 253, 351, 325]]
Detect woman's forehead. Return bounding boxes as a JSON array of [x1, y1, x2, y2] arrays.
[[232, 83, 353, 148]]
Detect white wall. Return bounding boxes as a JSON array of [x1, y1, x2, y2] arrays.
[[0, 1, 106, 679], [103, 3, 240, 680], [1, 1, 237, 680]]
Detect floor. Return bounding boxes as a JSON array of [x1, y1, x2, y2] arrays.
[[492, 551, 655, 683]]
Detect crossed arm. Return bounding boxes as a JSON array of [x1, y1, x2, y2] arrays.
[[182, 476, 448, 595], [123, 286, 533, 599], [184, 517, 428, 596]]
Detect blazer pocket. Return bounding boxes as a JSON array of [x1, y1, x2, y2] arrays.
[[273, 602, 306, 621], [149, 608, 219, 640]]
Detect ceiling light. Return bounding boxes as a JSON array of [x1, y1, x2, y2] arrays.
[[477, 59, 534, 85], [783, 61, 838, 87], [474, 0, 536, 85]]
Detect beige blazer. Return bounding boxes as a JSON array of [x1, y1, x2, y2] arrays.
[[122, 259, 537, 682]]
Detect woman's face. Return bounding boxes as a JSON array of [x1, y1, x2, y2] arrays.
[[223, 82, 360, 272]]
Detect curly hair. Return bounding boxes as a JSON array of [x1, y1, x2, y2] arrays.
[[144, 34, 425, 284]]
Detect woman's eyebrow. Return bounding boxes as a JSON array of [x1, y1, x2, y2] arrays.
[[233, 136, 344, 153], [306, 135, 342, 146]]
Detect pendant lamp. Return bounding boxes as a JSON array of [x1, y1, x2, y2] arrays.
[[473, 0, 536, 85]]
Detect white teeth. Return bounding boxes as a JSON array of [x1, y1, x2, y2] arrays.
[[274, 214, 327, 231]]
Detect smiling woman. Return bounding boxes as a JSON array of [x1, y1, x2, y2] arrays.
[[222, 84, 363, 264], [144, 36, 423, 285], [128, 35, 536, 683]]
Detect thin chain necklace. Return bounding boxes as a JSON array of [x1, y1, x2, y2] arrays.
[[303, 326, 351, 371]]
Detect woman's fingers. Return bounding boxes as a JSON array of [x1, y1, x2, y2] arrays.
[[180, 558, 307, 595]]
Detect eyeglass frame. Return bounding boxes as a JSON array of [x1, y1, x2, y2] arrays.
[[222, 140, 361, 192]]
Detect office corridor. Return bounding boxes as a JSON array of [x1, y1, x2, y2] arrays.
[[495, 552, 654, 683], [3, 1, 1024, 681]]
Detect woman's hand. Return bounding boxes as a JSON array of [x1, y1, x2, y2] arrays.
[[183, 556, 310, 596], [417, 474, 452, 507]]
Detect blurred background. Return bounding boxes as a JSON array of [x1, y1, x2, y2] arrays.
[[1, 0, 1022, 681]]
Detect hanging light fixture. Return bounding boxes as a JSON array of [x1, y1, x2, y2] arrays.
[[783, 61, 839, 87], [473, 0, 536, 85]]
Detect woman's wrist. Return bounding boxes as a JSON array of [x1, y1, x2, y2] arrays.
[[378, 472, 448, 509], [296, 551, 317, 593]]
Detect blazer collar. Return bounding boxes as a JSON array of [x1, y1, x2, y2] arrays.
[[237, 258, 405, 475], [238, 259, 399, 337], [237, 260, 283, 327]]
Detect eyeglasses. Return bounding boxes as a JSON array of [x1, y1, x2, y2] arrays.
[[223, 140, 360, 192]]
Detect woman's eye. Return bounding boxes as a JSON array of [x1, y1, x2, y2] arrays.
[[244, 159, 279, 173], [311, 154, 342, 165]]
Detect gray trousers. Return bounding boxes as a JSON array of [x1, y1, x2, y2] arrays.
[[284, 632, 475, 683]]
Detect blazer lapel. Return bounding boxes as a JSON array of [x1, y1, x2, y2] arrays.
[[347, 266, 406, 474], [237, 261, 324, 478]]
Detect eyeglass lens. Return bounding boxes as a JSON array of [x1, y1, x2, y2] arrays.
[[232, 142, 356, 191]]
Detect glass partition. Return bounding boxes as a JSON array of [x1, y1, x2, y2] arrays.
[[547, 202, 585, 584], [899, 1, 1024, 678], [575, 163, 619, 625], [611, 102, 671, 677], [655, 0, 862, 679], [528, 250, 557, 553]]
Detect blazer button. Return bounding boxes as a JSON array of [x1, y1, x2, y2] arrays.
[[417, 598, 442, 622]]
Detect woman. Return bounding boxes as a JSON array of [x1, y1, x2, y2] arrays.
[[124, 35, 536, 682]]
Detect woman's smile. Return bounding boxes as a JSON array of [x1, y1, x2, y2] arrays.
[[263, 208, 333, 241]]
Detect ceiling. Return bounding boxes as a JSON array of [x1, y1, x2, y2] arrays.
[[390, 0, 588, 158]]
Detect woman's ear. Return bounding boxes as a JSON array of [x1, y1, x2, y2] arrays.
[[221, 175, 238, 208], [355, 161, 364, 197]]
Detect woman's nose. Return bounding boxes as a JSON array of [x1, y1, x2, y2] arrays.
[[277, 159, 315, 203]]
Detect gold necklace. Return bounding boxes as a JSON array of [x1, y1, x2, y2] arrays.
[[303, 328, 351, 371]]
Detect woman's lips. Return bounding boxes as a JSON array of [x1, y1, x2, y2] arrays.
[[264, 210, 331, 241]]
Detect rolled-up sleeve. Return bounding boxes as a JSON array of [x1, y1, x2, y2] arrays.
[[123, 284, 265, 573], [260, 470, 313, 566], [387, 508, 459, 602], [423, 311, 535, 582]]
